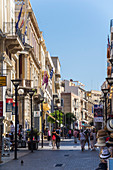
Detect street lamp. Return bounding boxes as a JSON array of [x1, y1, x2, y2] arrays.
[[102, 88, 109, 124], [40, 97, 44, 148], [28, 89, 36, 152], [11, 79, 21, 160], [106, 77, 113, 115], [54, 106, 58, 129]]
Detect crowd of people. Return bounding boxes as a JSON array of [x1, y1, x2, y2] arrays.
[[47, 127, 97, 151], [78, 128, 96, 151]]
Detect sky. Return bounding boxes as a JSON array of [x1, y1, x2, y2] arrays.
[[30, 0, 113, 91]]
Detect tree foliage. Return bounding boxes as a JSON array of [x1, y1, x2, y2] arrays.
[[47, 110, 63, 124], [64, 112, 76, 126]]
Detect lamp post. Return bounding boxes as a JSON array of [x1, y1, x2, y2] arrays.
[[40, 97, 44, 148], [11, 79, 21, 160], [59, 109, 61, 127], [62, 112, 64, 138], [28, 89, 35, 153], [106, 77, 113, 115], [54, 106, 58, 129], [102, 88, 109, 125]]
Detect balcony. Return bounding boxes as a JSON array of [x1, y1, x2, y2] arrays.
[[20, 79, 32, 89], [3, 22, 24, 53], [110, 19, 113, 32], [55, 71, 61, 78], [55, 81, 60, 89]]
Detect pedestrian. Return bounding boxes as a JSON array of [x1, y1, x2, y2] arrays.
[[10, 121, 15, 141], [90, 129, 94, 150], [56, 127, 60, 149], [93, 129, 96, 150], [84, 129, 90, 150], [73, 129, 78, 143], [79, 129, 86, 151], [52, 129, 56, 150], [68, 129, 72, 139], [47, 128, 51, 147]]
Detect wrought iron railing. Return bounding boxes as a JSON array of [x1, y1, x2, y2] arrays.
[[3, 22, 25, 44]]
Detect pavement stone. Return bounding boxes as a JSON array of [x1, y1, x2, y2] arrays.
[[0, 138, 100, 170]]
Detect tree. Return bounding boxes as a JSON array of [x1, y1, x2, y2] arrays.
[[64, 112, 76, 128], [47, 110, 63, 125]]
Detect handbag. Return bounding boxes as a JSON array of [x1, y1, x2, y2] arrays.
[[52, 135, 56, 141]]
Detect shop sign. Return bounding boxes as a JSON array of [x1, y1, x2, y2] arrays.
[[6, 98, 13, 112], [34, 111, 40, 117], [0, 101, 3, 117], [94, 117, 103, 122], [94, 104, 103, 122], [0, 76, 7, 86]]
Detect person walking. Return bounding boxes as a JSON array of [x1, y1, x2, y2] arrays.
[[84, 129, 90, 150], [10, 121, 15, 141], [73, 129, 78, 143], [90, 129, 94, 151], [52, 129, 56, 150], [93, 129, 96, 150], [47, 128, 51, 147], [68, 129, 72, 139], [56, 127, 60, 149], [79, 129, 86, 151]]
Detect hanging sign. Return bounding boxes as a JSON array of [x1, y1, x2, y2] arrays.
[[0, 101, 3, 117], [0, 76, 7, 86], [6, 98, 13, 112], [34, 111, 40, 117]]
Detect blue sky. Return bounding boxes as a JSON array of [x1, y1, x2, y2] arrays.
[[30, 0, 113, 91]]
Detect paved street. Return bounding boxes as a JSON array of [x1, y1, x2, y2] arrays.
[[0, 138, 99, 170]]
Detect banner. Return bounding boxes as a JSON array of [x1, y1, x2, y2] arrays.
[[6, 98, 13, 112], [94, 105, 103, 122], [0, 101, 3, 117]]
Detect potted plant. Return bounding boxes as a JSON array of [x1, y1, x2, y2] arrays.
[[27, 129, 40, 150]]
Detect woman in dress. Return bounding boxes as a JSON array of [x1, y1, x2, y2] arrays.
[[52, 129, 56, 149]]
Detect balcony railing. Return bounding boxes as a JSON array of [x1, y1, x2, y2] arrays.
[[3, 22, 25, 44]]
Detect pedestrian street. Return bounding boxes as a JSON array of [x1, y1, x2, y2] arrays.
[[0, 138, 99, 170]]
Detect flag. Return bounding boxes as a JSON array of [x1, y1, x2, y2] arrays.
[[24, 14, 29, 36], [50, 67, 53, 79], [45, 75, 48, 89], [20, 19, 24, 29], [16, 3, 24, 31], [22, 14, 29, 44], [42, 71, 48, 89], [42, 71, 47, 86]]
